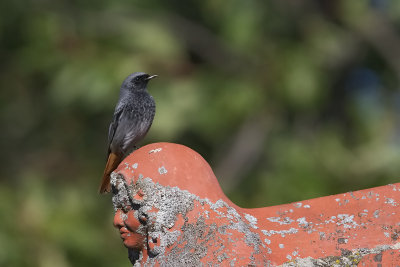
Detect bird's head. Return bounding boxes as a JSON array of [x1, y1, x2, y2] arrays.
[[121, 72, 158, 91]]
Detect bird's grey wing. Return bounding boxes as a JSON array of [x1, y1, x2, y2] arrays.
[[109, 107, 144, 155], [107, 107, 124, 154]]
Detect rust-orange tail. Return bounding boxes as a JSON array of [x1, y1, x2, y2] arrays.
[[99, 152, 122, 194]]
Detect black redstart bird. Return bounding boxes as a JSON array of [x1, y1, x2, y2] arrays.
[[99, 72, 157, 194]]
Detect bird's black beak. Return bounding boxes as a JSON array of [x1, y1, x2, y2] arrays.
[[145, 75, 158, 81]]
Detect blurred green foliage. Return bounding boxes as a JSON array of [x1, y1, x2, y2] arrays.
[[1, 0, 400, 266]]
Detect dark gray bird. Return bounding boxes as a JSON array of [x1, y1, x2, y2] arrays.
[[99, 72, 157, 194]]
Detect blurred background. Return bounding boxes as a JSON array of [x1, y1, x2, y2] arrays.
[[1, 0, 400, 266]]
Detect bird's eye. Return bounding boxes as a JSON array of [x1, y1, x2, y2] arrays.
[[134, 77, 140, 82]]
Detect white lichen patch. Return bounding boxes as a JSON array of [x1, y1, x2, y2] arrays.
[[158, 166, 168, 175], [390, 184, 398, 191], [244, 213, 258, 229], [373, 210, 380, 218], [324, 216, 336, 224], [294, 202, 302, 208], [336, 214, 359, 229], [385, 197, 398, 206], [266, 217, 294, 225], [261, 228, 298, 237], [149, 148, 162, 154], [321, 213, 361, 229], [296, 217, 310, 228], [384, 232, 390, 238], [319, 232, 326, 240], [279, 242, 400, 267], [120, 212, 128, 221]]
